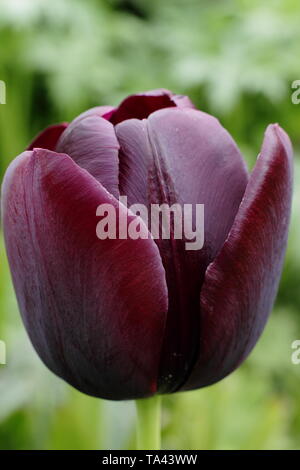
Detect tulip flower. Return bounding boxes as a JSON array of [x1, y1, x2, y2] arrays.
[[1, 89, 293, 448]]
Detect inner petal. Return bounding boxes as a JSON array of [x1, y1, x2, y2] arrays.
[[115, 108, 248, 392], [106, 89, 194, 125]]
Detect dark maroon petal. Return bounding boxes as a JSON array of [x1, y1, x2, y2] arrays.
[[2, 149, 168, 400], [143, 88, 195, 109], [27, 123, 68, 151], [107, 89, 195, 125], [183, 124, 293, 390], [56, 115, 120, 198], [115, 108, 248, 392]]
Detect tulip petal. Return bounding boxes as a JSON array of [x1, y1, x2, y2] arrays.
[[2, 149, 168, 400], [107, 88, 195, 125], [71, 105, 115, 124], [115, 108, 248, 392], [27, 123, 68, 151], [56, 115, 120, 198], [183, 124, 293, 390]]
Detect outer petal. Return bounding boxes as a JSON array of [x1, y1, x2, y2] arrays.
[[183, 124, 293, 390], [115, 108, 249, 392], [27, 123, 68, 151], [2, 149, 168, 400], [56, 115, 120, 198], [107, 88, 195, 125]]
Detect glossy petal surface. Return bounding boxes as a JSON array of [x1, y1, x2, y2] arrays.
[[183, 124, 293, 390], [56, 115, 120, 198], [116, 108, 248, 392], [2, 149, 168, 400]]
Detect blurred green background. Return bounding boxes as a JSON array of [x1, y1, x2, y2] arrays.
[[0, 0, 300, 450]]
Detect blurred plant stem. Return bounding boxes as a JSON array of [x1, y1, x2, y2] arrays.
[[135, 395, 161, 450]]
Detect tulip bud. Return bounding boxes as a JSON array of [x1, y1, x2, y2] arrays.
[[1, 89, 293, 399]]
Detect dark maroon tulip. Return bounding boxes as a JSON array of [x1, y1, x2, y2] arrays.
[[1, 89, 293, 400]]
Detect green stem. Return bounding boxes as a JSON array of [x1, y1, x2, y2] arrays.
[[135, 395, 162, 450]]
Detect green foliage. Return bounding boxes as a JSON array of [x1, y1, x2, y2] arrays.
[[0, 0, 300, 449]]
